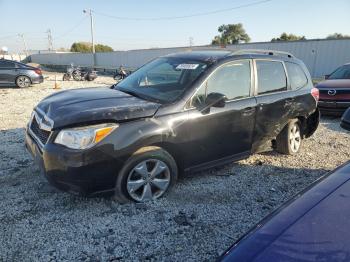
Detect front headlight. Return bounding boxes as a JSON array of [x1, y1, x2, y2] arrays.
[[54, 123, 118, 149]]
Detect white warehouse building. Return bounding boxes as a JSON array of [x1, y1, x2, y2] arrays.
[[30, 38, 350, 78]]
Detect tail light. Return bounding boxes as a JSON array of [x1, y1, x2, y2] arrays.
[[311, 87, 319, 102], [34, 68, 42, 75]]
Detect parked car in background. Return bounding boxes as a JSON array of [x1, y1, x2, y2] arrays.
[[316, 63, 350, 115], [25, 50, 319, 202], [340, 107, 350, 131], [218, 161, 350, 262], [0, 58, 43, 88]]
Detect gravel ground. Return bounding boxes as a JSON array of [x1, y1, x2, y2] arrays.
[[1, 73, 350, 261]]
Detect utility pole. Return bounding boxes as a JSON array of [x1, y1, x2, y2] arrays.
[[83, 9, 95, 53], [18, 34, 28, 56], [46, 29, 53, 51], [189, 37, 194, 47], [83, 9, 95, 67]]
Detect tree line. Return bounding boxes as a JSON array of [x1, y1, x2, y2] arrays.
[[69, 42, 114, 53], [211, 23, 350, 45]]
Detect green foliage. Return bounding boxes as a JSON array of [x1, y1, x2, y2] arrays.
[[70, 42, 92, 53], [326, 33, 350, 40], [211, 23, 251, 45], [271, 33, 306, 42], [70, 42, 114, 53], [95, 44, 114, 52]]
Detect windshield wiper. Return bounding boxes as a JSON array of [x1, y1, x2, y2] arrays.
[[117, 87, 164, 104]]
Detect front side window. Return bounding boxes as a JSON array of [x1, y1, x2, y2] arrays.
[[329, 64, 350, 79], [190, 60, 251, 107], [285, 62, 308, 90], [256, 60, 287, 95], [116, 57, 208, 103]]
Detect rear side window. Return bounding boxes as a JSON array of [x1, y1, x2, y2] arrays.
[[285, 62, 308, 90], [256, 60, 287, 95], [0, 61, 15, 68]]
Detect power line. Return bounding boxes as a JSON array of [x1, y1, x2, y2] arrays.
[[54, 16, 88, 40], [94, 0, 273, 21]]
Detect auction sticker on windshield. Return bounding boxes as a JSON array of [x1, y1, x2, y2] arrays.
[[176, 64, 199, 70]]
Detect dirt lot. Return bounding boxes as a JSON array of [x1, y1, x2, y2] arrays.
[[1, 73, 350, 261]]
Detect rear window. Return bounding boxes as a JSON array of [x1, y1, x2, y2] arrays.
[[285, 62, 308, 90], [256, 60, 287, 95]]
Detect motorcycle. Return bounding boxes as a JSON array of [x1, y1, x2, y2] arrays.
[[62, 63, 74, 81], [63, 64, 98, 81], [72, 67, 98, 81], [113, 66, 131, 81]]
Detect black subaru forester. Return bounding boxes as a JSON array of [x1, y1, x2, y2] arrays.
[[25, 50, 320, 202]]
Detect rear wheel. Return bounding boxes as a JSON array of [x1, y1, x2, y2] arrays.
[[114, 146, 178, 203], [15, 75, 31, 88], [72, 70, 81, 81], [276, 119, 302, 155]]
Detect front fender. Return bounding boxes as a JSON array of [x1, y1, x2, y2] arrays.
[[99, 113, 190, 160]]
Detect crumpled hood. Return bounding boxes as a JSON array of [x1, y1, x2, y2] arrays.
[[35, 87, 161, 129], [316, 79, 350, 89]]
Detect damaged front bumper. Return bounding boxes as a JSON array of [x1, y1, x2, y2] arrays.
[[25, 131, 123, 197]]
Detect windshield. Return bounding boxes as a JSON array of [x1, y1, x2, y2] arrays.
[[329, 64, 350, 79], [115, 57, 209, 103]]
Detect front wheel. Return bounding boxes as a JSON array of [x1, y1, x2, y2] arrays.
[[114, 146, 178, 203], [275, 119, 302, 155], [62, 73, 70, 81], [15, 75, 31, 88]]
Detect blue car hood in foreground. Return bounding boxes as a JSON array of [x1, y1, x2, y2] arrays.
[[219, 161, 350, 262]]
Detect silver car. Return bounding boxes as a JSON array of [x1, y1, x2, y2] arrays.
[[0, 59, 44, 88]]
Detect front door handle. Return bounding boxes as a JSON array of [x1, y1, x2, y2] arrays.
[[242, 107, 255, 116]]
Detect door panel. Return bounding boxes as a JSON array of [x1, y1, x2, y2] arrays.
[[252, 60, 294, 152], [185, 97, 257, 167], [0, 61, 17, 84], [184, 59, 256, 168], [253, 92, 294, 152]]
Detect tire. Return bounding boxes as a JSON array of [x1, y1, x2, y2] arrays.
[[276, 119, 302, 155], [62, 73, 70, 81], [114, 74, 122, 81], [15, 75, 31, 88], [114, 146, 178, 203], [72, 70, 81, 81]]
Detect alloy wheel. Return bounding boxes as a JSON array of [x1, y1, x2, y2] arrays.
[[289, 123, 301, 153], [126, 159, 171, 202], [17, 76, 30, 88]]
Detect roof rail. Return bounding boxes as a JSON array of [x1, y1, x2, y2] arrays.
[[231, 49, 294, 58]]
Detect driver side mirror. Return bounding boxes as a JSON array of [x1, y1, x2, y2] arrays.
[[205, 92, 227, 108], [325, 74, 330, 80]]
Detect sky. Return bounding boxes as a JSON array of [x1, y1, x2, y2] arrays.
[[0, 0, 349, 53]]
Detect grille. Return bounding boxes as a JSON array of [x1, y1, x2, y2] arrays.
[[30, 117, 51, 145]]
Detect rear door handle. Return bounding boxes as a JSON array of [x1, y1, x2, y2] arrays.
[[242, 107, 255, 116]]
